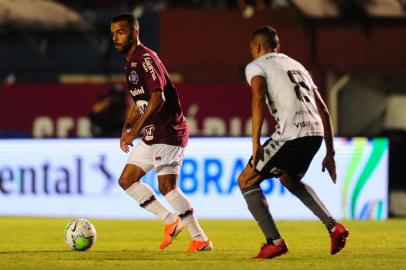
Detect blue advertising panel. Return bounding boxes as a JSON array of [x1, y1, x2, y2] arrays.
[[0, 138, 388, 219]]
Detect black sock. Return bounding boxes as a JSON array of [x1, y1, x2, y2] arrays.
[[266, 238, 275, 245], [241, 185, 281, 242]]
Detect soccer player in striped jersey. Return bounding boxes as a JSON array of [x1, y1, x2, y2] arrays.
[[238, 26, 349, 259]]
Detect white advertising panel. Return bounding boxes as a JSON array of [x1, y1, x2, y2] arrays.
[[0, 137, 388, 219]]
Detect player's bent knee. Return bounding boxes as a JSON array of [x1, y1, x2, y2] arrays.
[[157, 173, 178, 195], [280, 174, 300, 191], [117, 177, 127, 189], [238, 165, 264, 190], [158, 181, 176, 195], [238, 173, 250, 190], [118, 164, 145, 190], [118, 177, 134, 190]]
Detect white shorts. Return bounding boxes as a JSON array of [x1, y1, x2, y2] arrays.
[[127, 140, 184, 176]]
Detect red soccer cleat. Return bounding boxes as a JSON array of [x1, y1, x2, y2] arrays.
[[159, 218, 183, 250], [330, 223, 349, 255], [187, 239, 213, 252], [253, 240, 288, 259]]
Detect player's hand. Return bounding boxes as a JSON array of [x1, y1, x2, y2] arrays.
[[322, 154, 337, 183], [119, 129, 128, 153], [252, 143, 264, 169], [119, 137, 129, 153], [120, 132, 134, 153]]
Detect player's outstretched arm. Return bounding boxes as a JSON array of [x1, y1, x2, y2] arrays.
[[251, 76, 267, 168], [314, 89, 337, 183]]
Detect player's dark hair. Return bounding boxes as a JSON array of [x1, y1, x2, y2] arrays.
[[111, 13, 139, 31], [252, 26, 279, 50]]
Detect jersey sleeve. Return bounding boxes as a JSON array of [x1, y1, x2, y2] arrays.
[[141, 53, 166, 93], [245, 62, 266, 86]]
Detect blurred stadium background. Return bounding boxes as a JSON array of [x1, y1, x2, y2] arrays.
[[0, 0, 406, 268]]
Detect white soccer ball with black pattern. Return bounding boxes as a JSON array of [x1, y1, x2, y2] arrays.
[[64, 218, 96, 251]]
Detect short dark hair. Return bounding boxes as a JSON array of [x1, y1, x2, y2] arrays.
[[252, 26, 279, 50], [111, 13, 139, 31]]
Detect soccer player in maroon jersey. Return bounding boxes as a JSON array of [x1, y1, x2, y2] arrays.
[[110, 13, 212, 252]]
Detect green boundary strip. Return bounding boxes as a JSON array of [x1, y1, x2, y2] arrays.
[[342, 138, 367, 219], [376, 200, 384, 219], [350, 138, 388, 219]]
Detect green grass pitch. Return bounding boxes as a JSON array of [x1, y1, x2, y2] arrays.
[[1, 217, 405, 270]]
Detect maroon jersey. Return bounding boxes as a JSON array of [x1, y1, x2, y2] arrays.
[[125, 44, 189, 146]]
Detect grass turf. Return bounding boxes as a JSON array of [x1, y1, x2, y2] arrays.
[[0, 217, 405, 270]]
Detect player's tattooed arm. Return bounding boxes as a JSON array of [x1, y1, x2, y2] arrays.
[[314, 89, 337, 183]]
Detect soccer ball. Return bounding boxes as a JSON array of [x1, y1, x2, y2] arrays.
[[64, 218, 96, 251]]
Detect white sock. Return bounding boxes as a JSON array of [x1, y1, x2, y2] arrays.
[[164, 187, 208, 241], [125, 181, 177, 224]]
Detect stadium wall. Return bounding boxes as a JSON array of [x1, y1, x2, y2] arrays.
[[158, 9, 406, 83], [0, 83, 276, 138], [158, 9, 312, 83]]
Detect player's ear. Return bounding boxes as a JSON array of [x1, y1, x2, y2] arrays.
[[133, 29, 139, 41], [256, 42, 261, 54], [275, 43, 280, 53]]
